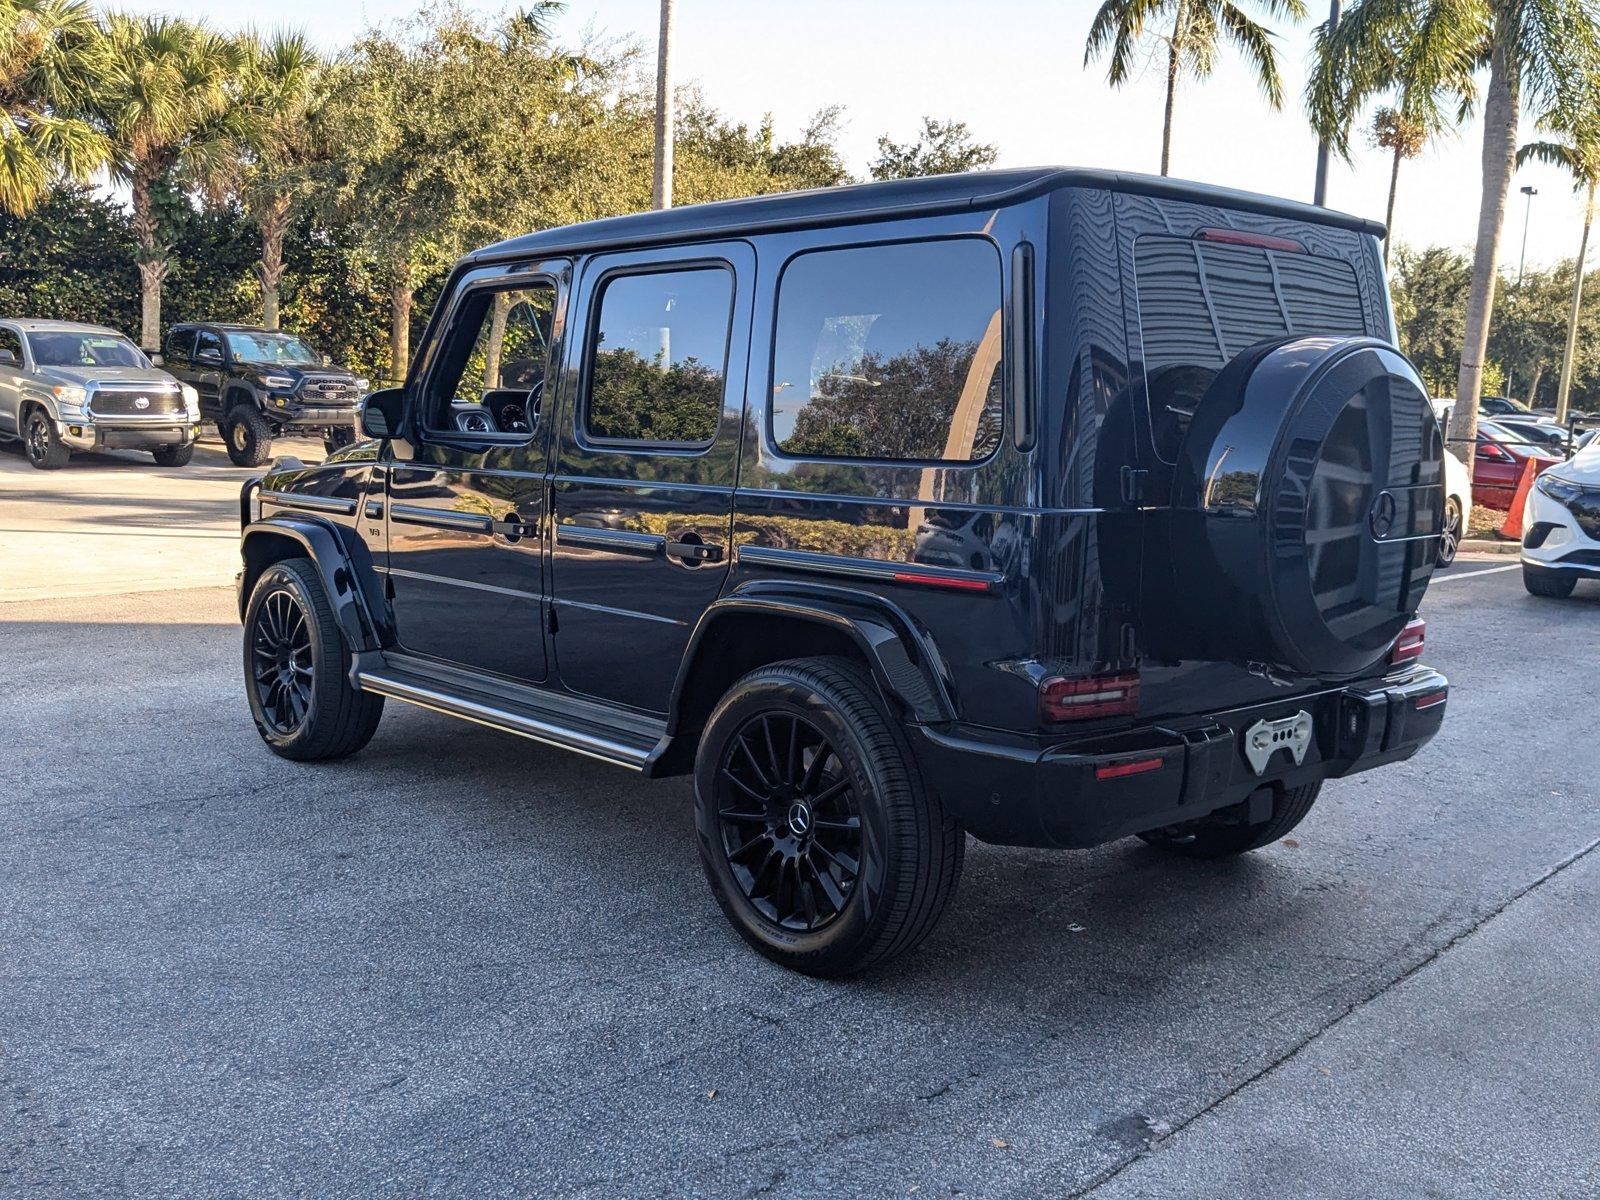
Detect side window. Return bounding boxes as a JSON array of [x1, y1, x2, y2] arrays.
[[165, 328, 194, 359], [584, 266, 732, 446], [0, 328, 21, 364], [770, 239, 1004, 462], [194, 329, 224, 361], [423, 281, 556, 435]]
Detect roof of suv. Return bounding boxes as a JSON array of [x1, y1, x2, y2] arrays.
[[172, 323, 282, 333], [470, 167, 1385, 263], [2, 319, 125, 335]]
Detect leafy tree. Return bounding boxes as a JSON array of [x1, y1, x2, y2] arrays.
[[1489, 265, 1571, 404], [0, 0, 107, 216], [224, 30, 326, 330], [82, 14, 242, 348], [1311, 0, 1600, 471], [1389, 244, 1472, 394], [315, 7, 622, 379], [869, 117, 997, 180], [1518, 96, 1600, 421], [1085, 0, 1308, 176], [1306, 4, 1476, 263]]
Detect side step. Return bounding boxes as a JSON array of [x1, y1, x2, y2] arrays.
[[355, 657, 665, 771]]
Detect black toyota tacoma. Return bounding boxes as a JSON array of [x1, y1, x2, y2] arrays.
[[163, 323, 368, 465], [234, 168, 1449, 975]]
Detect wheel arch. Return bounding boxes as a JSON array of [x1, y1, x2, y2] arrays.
[[649, 587, 956, 778], [223, 381, 261, 413], [240, 517, 386, 653]]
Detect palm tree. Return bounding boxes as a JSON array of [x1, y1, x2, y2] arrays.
[[1306, 9, 1476, 264], [227, 30, 324, 329], [1519, 102, 1600, 424], [86, 14, 241, 349], [1085, 0, 1308, 176], [0, 0, 108, 216], [1311, 0, 1600, 469]]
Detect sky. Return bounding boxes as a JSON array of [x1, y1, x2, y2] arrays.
[[118, 0, 1591, 273]]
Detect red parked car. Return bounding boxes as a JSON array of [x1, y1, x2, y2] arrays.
[[1475, 420, 1564, 509]]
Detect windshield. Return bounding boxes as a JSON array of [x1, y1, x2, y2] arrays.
[[29, 331, 147, 369], [225, 331, 320, 365]]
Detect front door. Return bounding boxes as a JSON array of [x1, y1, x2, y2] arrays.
[[550, 242, 754, 714], [190, 328, 228, 417], [383, 265, 565, 683]]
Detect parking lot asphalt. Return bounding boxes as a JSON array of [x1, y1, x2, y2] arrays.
[[1, 447, 1597, 1198]]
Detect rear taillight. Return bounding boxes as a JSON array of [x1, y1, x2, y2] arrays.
[[1389, 617, 1425, 667], [1040, 671, 1140, 722]]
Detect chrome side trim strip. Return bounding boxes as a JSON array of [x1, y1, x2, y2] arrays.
[[259, 490, 359, 516], [555, 524, 666, 555], [390, 503, 493, 533], [354, 669, 650, 770]]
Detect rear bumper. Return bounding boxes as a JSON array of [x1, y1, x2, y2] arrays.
[[909, 667, 1449, 848]]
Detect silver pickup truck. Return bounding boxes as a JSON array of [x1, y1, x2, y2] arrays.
[[0, 319, 202, 469]]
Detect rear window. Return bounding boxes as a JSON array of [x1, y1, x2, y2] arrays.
[[1134, 236, 1368, 461], [770, 239, 1004, 463]]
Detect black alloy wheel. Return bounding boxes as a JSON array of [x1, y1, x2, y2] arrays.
[[25, 410, 68, 469], [694, 657, 965, 976], [249, 584, 314, 736], [714, 711, 863, 932]]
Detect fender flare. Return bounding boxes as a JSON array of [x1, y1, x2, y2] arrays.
[[666, 580, 958, 733], [223, 381, 262, 415], [239, 516, 387, 652]]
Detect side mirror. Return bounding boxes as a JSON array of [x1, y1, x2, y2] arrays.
[[149, 352, 164, 367], [197, 347, 222, 364], [0, 349, 15, 365], [360, 387, 406, 440]]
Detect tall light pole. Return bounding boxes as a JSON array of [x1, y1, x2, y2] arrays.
[[652, 0, 675, 211], [1312, 0, 1342, 205], [1516, 184, 1539, 285]]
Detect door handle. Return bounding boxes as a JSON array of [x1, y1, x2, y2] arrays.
[[665, 537, 724, 564]]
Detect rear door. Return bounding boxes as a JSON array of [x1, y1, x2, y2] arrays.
[[549, 241, 753, 714]]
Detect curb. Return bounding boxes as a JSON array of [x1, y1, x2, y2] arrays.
[[1458, 538, 1521, 556]]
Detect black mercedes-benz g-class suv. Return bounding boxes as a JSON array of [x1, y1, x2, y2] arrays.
[[236, 169, 1448, 975], [163, 323, 368, 466]]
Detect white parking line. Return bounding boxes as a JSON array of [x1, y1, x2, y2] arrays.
[[1434, 563, 1522, 583]]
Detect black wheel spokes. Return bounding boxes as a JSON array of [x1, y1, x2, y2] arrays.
[[250, 588, 313, 735], [715, 712, 863, 933]]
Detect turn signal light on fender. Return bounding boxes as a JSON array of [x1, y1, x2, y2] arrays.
[[1040, 671, 1140, 722], [1389, 617, 1426, 667]]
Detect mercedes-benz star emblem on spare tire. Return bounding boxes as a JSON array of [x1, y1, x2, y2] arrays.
[[1369, 490, 1398, 538]]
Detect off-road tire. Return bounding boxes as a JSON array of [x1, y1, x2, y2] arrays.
[[151, 442, 194, 467], [1138, 781, 1322, 859], [694, 656, 964, 976], [225, 405, 274, 467], [24, 409, 69, 469], [1523, 563, 1577, 598], [323, 427, 358, 454], [243, 557, 383, 761]]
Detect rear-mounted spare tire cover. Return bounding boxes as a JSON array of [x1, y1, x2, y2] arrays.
[[1170, 336, 1443, 676]]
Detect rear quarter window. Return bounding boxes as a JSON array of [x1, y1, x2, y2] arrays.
[[769, 238, 1004, 463], [1134, 236, 1368, 461]]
